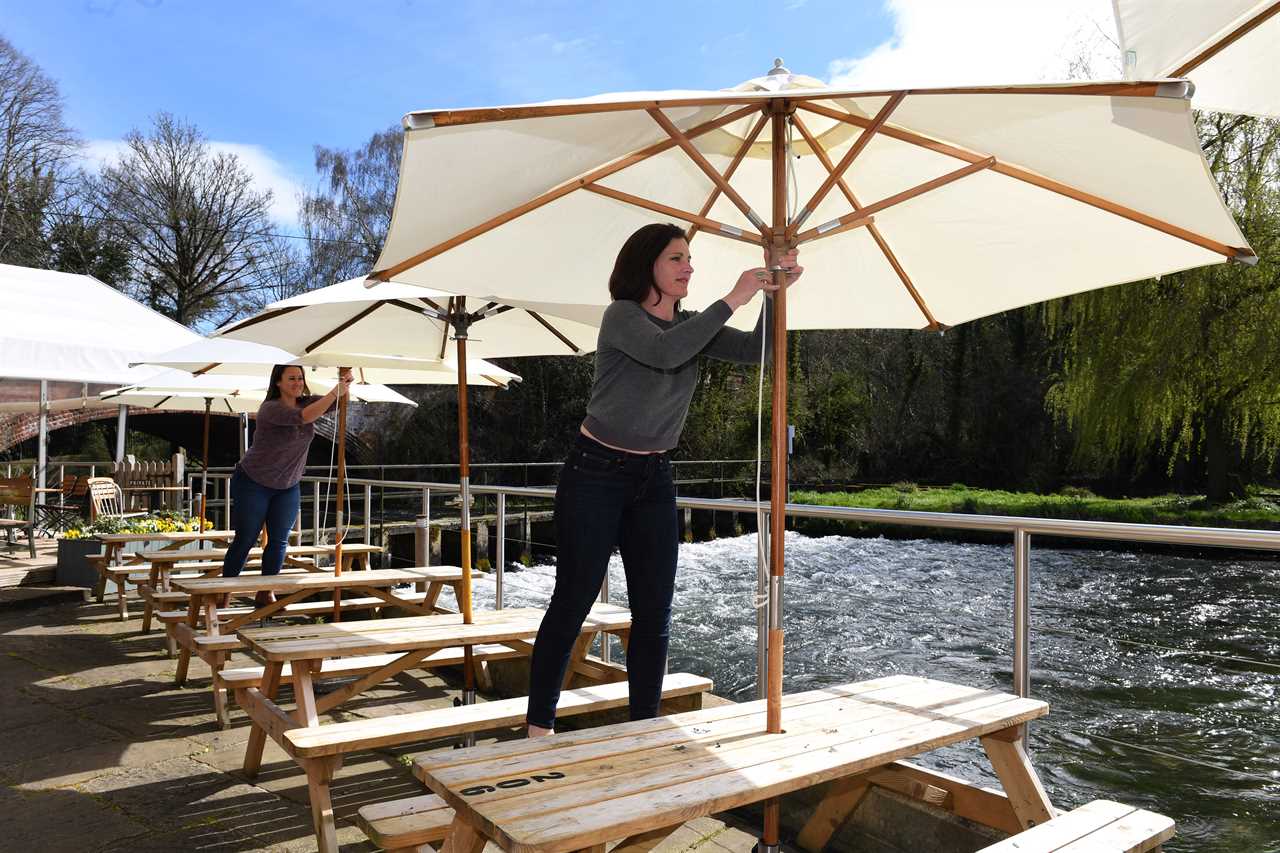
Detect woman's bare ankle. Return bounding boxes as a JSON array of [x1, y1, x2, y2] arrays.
[[527, 723, 554, 738]]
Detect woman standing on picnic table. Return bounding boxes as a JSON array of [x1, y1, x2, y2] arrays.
[[526, 222, 803, 736], [220, 365, 353, 605]]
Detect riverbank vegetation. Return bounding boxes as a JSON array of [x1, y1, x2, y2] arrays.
[[791, 484, 1280, 529]]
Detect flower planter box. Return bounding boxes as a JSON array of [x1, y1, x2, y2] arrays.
[[56, 537, 105, 588]]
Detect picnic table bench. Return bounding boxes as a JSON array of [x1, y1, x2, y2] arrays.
[[976, 799, 1174, 852], [415, 674, 1056, 853], [234, 603, 646, 852], [171, 566, 450, 727], [89, 529, 236, 621]]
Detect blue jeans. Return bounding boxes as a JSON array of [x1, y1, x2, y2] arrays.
[[526, 434, 679, 729], [220, 467, 300, 578]]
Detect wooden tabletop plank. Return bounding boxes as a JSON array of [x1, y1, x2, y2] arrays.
[[173, 568, 427, 594], [431, 679, 1013, 808], [140, 543, 381, 562], [418, 678, 1049, 853], [419, 677, 963, 793], [240, 604, 631, 662], [417, 676, 915, 781], [97, 530, 235, 543]]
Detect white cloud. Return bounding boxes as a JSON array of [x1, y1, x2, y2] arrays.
[[828, 0, 1121, 90], [80, 138, 304, 228]]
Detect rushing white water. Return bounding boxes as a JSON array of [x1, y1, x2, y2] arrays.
[[446, 532, 1280, 852]]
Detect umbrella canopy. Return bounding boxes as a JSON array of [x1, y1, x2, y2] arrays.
[[365, 65, 1254, 779], [100, 371, 418, 411], [219, 277, 599, 360], [1115, 0, 1280, 117], [368, 72, 1252, 332], [134, 337, 521, 388]]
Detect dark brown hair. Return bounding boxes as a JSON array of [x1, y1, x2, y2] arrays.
[[265, 364, 312, 402], [608, 222, 687, 306]]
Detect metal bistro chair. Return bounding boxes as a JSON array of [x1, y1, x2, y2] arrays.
[[86, 477, 147, 522], [36, 474, 88, 533]]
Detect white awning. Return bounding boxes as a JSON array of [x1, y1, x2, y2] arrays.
[[0, 264, 199, 384]]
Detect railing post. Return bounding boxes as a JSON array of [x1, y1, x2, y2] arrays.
[[363, 483, 373, 553], [1013, 527, 1032, 747], [222, 475, 231, 529], [312, 481, 321, 546], [757, 509, 770, 701], [495, 492, 506, 610]]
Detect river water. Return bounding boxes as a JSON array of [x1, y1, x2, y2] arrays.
[[463, 532, 1279, 852]]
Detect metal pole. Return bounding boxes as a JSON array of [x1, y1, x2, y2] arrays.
[[1013, 528, 1031, 699], [495, 492, 505, 610], [312, 480, 321, 546], [757, 511, 770, 701], [36, 380, 48, 493], [599, 554, 612, 664], [238, 413, 249, 458], [222, 475, 231, 529], [333, 379, 348, 620], [114, 405, 127, 463], [363, 483, 373, 552]]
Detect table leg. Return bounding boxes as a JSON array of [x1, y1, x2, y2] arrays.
[[306, 756, 344, 853], [981, 730, 1056, 829], [795, 776, 871, 852], [115, 571, 129, 622], [243, 660, 283, 778], [294, 660, 321, 728], [610, 825, 684, 853], [211, 651, 230, 729], [441, 816, 487, 853], [174, 597, 198, 686]]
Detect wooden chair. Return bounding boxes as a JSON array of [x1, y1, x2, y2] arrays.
[[0, 476, 38, 558], [86, 477, 146, 522]]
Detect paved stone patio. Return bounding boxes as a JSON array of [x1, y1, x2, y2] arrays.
[[0, 592, 759, 852]]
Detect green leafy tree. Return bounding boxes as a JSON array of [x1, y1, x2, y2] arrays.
[[1046, 114, 1280, 501]]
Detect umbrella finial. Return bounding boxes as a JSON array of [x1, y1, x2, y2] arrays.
[[768, 58, 789, 76]]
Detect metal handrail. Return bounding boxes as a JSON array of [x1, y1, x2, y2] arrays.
[[197, 469, 1280, 717]]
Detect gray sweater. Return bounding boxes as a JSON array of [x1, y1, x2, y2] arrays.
[[582, 297, 773, 452]]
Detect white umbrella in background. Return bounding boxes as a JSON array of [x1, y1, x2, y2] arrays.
[[138, 332, 522, 626], [213, 277, 593, 713], [1115, 0, 1280, 117], [101, 370, 417, 534], [364, 63, 1254, 843]]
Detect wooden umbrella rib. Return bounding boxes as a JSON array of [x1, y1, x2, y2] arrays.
[[791, 114, 942, 329], [371, 104, 761, 281], [797, 101, 1253, 261], [303, 302, 385, 354], [795, 158, 995, 244], [688, 112, 769, 242], [221, 304, 305, 334], [1170, 1, 1280, 77], [648, 107, 768, 234], [525, 310, 582, 354], [789, 91, 905, 239], [583, 183, 763, 245], [403, 81, 1174, 129]]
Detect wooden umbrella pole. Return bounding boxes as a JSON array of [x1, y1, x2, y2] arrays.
[[200, 397, 211, 545], [762, 98, 793, 853], [333, 374, 348, 622]]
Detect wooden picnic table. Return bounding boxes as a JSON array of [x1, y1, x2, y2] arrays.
[[90, 529, 237, 621], [172, 566, 448, 728], [236, 603, 634, 853], [416, 674, 1054, 853]]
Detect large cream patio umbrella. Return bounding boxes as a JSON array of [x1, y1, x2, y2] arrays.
[[136, 337, 520, 624], [100, 370, 416, 535], [1115, 0, 1280, 117], [213, 277, 595, 709], [365, 65, 1253, 844]]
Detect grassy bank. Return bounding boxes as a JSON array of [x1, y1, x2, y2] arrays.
[[789, 484, 1280, 530]]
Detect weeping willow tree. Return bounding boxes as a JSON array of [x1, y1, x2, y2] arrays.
[[1047, 114, 1280, 502]]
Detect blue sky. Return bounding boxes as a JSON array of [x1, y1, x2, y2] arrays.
[[0, 0, 1116, 226]]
